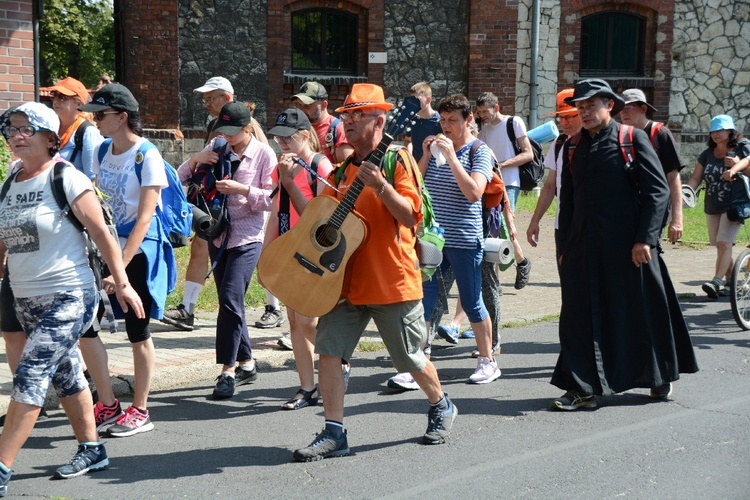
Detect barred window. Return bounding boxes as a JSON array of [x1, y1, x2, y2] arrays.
[[580, 12, 645, 76], [292, 9, 358, 74]]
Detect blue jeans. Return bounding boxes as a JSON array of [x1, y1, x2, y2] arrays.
[[506, 185, 520, 212], [209, 242, 261, 366], [422, 244, 488, 324]]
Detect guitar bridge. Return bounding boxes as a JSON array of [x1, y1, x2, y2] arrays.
[[294, 252, 324, 276]]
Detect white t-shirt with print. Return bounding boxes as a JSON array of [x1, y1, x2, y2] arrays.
[[479, 116, 528, 187], [0, 163, 95, 297], [93, 138, 168, 247]]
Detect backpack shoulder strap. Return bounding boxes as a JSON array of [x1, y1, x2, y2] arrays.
[[554, 134, 566, 159], [69, 120, 92, 164], [0, 167, 22, 205], [649, 121, 664, 150], [567, 133, 583, 174], [134, 140, 159, 184], [506, 118, 520, 154], [469, 139, 484, 168], [333, 155, 353, 186], [619, 124, 636, 169], [96, 138, 113, 166], [308, 153, 324, 197], [51, 162, 85, 233]]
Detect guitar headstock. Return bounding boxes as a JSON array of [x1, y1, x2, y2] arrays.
[[385, 96, 421, 137]]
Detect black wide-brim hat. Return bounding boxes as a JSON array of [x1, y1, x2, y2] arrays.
[[564, 79, 625, 116]]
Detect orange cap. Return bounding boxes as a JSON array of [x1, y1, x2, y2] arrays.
[[41, 77, 90, 105], [549, 89, 577, 116]]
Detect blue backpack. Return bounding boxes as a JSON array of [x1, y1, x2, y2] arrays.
[[98, 139, 193, 248]]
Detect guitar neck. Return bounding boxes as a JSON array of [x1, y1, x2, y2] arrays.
[[329, 133, 395, 229]]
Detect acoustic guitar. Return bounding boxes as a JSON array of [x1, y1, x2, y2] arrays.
[[257, 97, 420, 317]]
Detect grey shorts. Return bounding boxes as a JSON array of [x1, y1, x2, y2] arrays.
[[316, 299, 428, 373], [12, 286, 97, 407]]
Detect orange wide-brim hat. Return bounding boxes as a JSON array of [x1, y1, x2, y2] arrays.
[[335, 83, 394, 113], [547, 89, 578, 117]]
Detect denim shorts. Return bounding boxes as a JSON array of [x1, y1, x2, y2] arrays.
[[12, 286, 97, 407], [316, 300, 428, 373]]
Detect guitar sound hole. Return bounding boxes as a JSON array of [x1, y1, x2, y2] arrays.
[[315, 224, 339, 248]]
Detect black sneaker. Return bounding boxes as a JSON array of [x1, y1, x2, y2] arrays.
[[235, 364, 257, 386], [212, 374, 235, 399], [54, 443, 109, 479], [293, 429, 350, 462], [702, 277, 722, 299], [551, 390, 597, 411], [423, 397, 458, 445], [650, 383, 673, 400], [255, 305, 285, 329], [0, 465, 10, 496], [160, 304, 195, 331], [514, 258, 532, 290]]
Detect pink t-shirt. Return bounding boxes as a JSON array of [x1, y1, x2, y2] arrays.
[[271, 152, 333, 228]]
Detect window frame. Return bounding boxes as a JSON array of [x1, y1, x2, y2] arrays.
[[291, 8, 359, 76], [579, 11, 646, 77]]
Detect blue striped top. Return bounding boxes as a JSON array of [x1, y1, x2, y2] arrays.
[[424, 140, 493, 249]]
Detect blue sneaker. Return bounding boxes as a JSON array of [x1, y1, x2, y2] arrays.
[[460, 328, 475, 339], [423, 396, 458, 445], [436, 324, 459, 345], [0, 465, 11, 497], [54, 443, 109, 479]]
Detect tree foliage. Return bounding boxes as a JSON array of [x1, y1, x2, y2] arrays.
[[40, 0, 115, 88]]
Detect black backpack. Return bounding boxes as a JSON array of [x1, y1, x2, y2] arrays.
[[507, 118, 544, 191]]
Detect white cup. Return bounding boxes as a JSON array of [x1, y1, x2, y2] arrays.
[[430, 141, 446, 166]]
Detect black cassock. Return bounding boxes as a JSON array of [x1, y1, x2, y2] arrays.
[[553, 121, 698, 395]]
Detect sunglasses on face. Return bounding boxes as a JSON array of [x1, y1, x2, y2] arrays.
[[93, 110, 121, 121], [52, 92, 72, 102]]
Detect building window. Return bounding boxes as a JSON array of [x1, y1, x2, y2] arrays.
[[580, 11, 645, 76], [292, 9, 358, 75]]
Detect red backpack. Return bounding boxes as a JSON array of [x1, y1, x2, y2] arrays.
[[567, 124, 638, 186]]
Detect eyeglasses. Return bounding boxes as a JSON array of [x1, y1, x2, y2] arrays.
[[273, 135, 294, 144], [52, 92, 72, 102], [340, 110, 379, 123], [555, 115, 577, 123], [93, 110, 121, 121], [203, 94, 226, 104], [7, 125, 42, 138]]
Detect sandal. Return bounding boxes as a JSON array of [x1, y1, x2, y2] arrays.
[[282, 386, 319, 410]]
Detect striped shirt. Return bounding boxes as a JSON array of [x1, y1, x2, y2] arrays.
[[424, 140, 493, 249]]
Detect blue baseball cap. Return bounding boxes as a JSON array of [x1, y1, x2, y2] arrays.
[[709, 114, 735, 132]]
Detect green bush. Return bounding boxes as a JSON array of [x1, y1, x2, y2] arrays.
[[0, 138, 10, 182]]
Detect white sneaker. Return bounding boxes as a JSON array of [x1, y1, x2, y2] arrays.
[[468, 356, 501, 384], [387, 372, 420, 391]]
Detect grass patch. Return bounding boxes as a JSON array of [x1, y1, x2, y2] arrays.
[[515, 190, 733, 248], [357, 339, 386, 352], [502, 313, 560, 329]]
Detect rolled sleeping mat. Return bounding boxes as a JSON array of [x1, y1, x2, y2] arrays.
[[527, 120, 559, 144], [484, 238, 514, 268]]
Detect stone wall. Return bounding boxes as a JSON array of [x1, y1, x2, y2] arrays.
[[671, 0, 750, 164], [382, 0, 469, 101], [178, 0, 269, 136]]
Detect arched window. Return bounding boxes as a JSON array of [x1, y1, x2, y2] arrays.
[[292, 9, 358, 74], [580, 11, 645, 76]]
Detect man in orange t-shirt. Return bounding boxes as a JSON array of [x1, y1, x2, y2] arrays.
[[292, 84, 457, 462]]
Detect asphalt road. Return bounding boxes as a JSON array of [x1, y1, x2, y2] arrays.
[[3, 295, 749, 499]]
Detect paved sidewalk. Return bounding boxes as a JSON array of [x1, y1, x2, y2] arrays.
[[0, 211, 719, 413]]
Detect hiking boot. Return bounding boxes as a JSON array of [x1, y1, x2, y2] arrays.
[[108, 406, 154, 437], [437, 324, 459, 345], [160, 304, 195, 331], [0, 465, 10, 497], [551, 390, 597, 411], [212, 373, 235, 399], [293, 429, 350, 462], [235, 364, 257, 386], [423, 396, 457, 445], [702, 277, 723, 299], [277, 333, 293, 350], [94, 399, 124, 432], [468, 356, 501, 384], [387, 372, 420, 391], [514, 258, 532, 290], [255, 305, 284, 329], [650, 383, 673, 400], [54, 443, 109, 479]]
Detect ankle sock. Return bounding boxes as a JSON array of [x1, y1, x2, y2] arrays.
[[239, 360, 255, 370], [325, 420, 344, 439], [182, 281, 203, 315], [104, 400, 119, 409], [221, 370, 235, 379], [80, 441, 102, 447], [133, 407, 148, 415], [0, 462, 9, 474], [431, 394, 450, 411]]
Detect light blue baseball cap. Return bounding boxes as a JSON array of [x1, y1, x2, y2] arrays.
[[709, 114, 735, 132]]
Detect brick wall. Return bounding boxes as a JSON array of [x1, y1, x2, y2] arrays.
[[559, 0, 675, 127], [0, 0, 34, 111], [467, 0, 519, 109], [116, 0, 179, 130]]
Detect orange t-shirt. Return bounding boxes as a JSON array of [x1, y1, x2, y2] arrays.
[[323, 154, 423, 305]]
